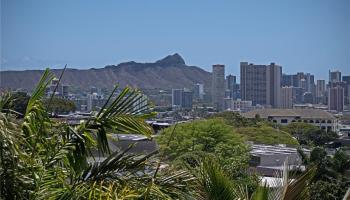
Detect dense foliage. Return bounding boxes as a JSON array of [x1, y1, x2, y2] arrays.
[[2, 91, 30, 116], [282, 122, 338, 146], [301, 147, 350, 200], [235, 126, 299, 146], [157, 119, 249, 172], [208, 111, 298, 146], [44, 97, 76, 114], [208, 111, 257, 127]]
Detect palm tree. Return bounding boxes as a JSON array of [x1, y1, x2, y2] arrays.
[[186, 157, 317, 200], [0, 69, 195, 199]]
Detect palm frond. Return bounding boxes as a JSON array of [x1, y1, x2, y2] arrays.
[[283, 165, 316, 200], [80, 145, 157, 182], [251, 183, 269, 200], [25, 68, 54, 115], [343, 187, 350, 200], [192, 158, 237, 200], [82, 86, 156, 155], [268, 160, 316, 200]]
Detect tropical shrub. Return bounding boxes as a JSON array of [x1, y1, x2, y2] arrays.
[[0, 69, 196, 199]]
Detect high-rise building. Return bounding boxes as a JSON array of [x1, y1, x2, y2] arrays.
[[280, 86, 303, 108], [303, 92, 314, 104], [328, 86, 344, 112], [343, 76, 350, 105], [212, 64, 225, 111], [62, 84, 69, 98], [171, 88, 193, 110], [300, 78, 307, 92], [226, 75, 236, 90], [240, 62, 281, 108], [225, 74, 236, 99], [329, 70, 341, 83], [330, 81, 350, 106], [172, 89, 183, 108], [193, 83, 204, 100], [343, 76, 350, 84], [284, 72, 316, 94], [47, 78, 62, 96], [292, 74, 300, 87], [182, 89, 193, 109], [304, 73, 315, 97], [281, 87, 294, 108], [316, 80, 326, 98], [233, 83, 241, 100], [316, 80, 326, 104], [87, 93, 105, 111], [282, 74, 293, 87]]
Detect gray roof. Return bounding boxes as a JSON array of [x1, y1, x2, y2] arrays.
[[242, 109, 335, 120]]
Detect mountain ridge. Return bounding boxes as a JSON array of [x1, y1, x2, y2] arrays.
[[0, 54, 212, 92]]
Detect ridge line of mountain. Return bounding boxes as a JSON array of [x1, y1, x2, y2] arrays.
[[0, 53, 212, 92]]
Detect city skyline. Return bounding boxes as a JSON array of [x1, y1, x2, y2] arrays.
[[1, 0, 350, 80]]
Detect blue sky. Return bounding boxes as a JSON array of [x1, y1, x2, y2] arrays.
[[1, 0, 350, 80]]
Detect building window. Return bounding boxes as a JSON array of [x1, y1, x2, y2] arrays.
[[309, 120, 314, 123], [281, 119, 288, 123], [315, 120, 320, 123]]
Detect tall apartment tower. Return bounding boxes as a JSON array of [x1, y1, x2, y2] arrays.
[[280, 86, 302, 108], [182, 89, 193, 110], [329, 70, 341, 83], [172, 89, 183, 108], [212, 64, 225, 111], [316, 80, 326, 98], [226, 75, 236, 90], [281, 87, 293, 108], [343, 76, 350, 105], [225, 74, 236, 98], [240, 62, 281, 108], [328, 86, 344, 112], [193, 83, 204, 100], [343, 76, 350, 84]]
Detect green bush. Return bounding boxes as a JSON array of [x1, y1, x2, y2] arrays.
[[235, 125, 299, 146]]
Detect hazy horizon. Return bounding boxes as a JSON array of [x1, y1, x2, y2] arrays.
[[1, 0, 350, 81]]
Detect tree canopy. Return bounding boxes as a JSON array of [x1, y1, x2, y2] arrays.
[[282, 122, 338, 146], [208, 111, 256, 127], [2, 91, 30, 116], [44, 97, 76, 114], [157, 118, 248, 162], [157, 119, 251, 177], [208, 111, 298, 146], [299, 146, 350, 200], [235, 125, 299, 146]]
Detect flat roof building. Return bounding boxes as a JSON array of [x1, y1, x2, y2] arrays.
[[240, 62, 281, 108], [242, 108, 337, 131], [328, 86, 344, 112]]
